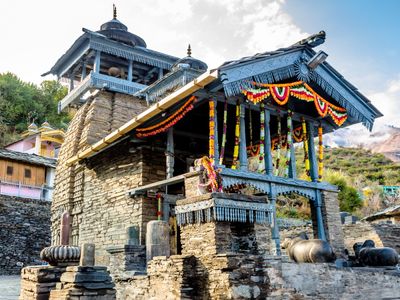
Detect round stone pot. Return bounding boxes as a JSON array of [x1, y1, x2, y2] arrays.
[[40, 245, 80, 266]]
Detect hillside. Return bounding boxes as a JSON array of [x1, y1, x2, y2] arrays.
[[323, 147, 400, 186]]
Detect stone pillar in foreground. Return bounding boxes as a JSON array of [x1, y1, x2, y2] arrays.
[[146, 220, 170, 262]]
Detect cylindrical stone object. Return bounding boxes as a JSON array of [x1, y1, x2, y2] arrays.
[[146, 220, 170, 262]]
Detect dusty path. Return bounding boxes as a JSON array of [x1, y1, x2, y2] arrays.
[[0, 276, 20, 300]]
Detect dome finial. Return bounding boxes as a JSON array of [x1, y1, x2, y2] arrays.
[[113, 4, 117, 19], [187, 44, 192, 57]]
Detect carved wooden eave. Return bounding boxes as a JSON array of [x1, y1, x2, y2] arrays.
[[219, 46, 382, 131], [43, 29, 179, 79]]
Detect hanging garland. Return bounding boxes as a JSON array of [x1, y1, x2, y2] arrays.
[[301, 117, 310, 179], [242, 88, 270, 104], [285, 110, 293, 177], [274, 115, 281, 176], [231, 103, 241, 170], [209, 99, 215, 164], [318, 124, 324, 182], [219, 99, 228, 165], [259, 103, 265, 169], [243, 81, 348, 126], [136, 96, 196, 134]]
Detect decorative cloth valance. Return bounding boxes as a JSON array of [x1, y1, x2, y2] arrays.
[[242, 81, 347, 126], [176, 198, 273, 225]]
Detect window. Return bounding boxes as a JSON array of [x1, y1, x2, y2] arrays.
[[6, 166, 13, 176], [24, 168, 32, 178]]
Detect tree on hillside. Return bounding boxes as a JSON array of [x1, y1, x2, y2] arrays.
[[0, 72, 69, 146], [324, 169, 363, 213]]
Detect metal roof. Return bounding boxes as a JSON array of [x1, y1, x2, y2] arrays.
[[0, 149, 57, 168]]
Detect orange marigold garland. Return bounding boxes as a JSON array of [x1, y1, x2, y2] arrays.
[[301, 117, 310, 179], [270, 86, 290, 105], [293, 126, 303, 143], [209, 99, 215, 164], [231, 103, 241, 170], [242, 88, 270, 104], [318, 124, 324, 181], [136, 104, 194, 137], [137, 96, 196, 133]]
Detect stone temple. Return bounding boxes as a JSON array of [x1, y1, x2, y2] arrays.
[[19, 7, 400, 300]]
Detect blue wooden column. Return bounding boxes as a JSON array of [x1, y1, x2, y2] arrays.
[[81, 61, 87, 80], [315, 190, 327, 241], [307, 121, 318, 182], [158, 68, 164, 80], [94, 50, 101, 73], [69, 72, 74, 92], [270, 184, 281, 255], [308, 122, 326, 240], [264, 108, 273, 175], [166, 128, 174, 179], [288, 113, 297, 179], [213, 99, 220, 165], [128, 60, 133, 82], [239, 104, 248, 170]]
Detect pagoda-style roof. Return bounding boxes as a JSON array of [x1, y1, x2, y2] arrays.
[[42, 28, 179, 79]]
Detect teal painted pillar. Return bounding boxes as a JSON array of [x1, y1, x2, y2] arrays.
[[270, 184, 281, 255], [239, 104, 247, 171], [213, 99, 220, 166], [166, 128, 174, 179], [94, 50, 101, 74], [315, 190, 327, 241], [307, 121, 318, 182], [158, 68, 164, 80], [128, 60, 133, 81], [69, 72, 74, 91], [81, 62, 87, 80], [264, 108, 273, 175], [288, 113, 296, 179]]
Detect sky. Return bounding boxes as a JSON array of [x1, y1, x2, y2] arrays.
[[0, 0, 399, 131]]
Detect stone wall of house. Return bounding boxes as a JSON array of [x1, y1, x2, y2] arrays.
[[78, 144, 164, 266], [51, 91, 155, 266], [0, 195, 50, 275], [343, 222, 400, 254]]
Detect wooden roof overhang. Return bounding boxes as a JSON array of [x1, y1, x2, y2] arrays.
[[218, 45, 382, 131], [42, 29, 180, 79]]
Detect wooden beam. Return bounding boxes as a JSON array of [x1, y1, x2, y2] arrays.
[[128, 174, 186, 196]]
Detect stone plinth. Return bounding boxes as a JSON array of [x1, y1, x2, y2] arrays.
[[106, 245, 146, 276], [19, 265, 66, 300], [49, 266, 116, 300]]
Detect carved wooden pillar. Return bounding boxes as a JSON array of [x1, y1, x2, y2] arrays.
[[307, 121, 318, 182], [81, 61, 87, 80], [158, 67, 164, 80], [315, 190, 327, 241], [239, 104, 247, 171], [94, 50, 101, 74], [288, 113, 296, 179], [270, 184, 281, 255], [166, 128, 174, 179], [128, 60, 133, 81], [264, 108, 273, 175]]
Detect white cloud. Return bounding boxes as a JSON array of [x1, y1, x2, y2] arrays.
[[0, 0, 307, 83]]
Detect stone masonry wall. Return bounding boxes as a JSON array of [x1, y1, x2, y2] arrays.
[[79, 144, 163, 266], [266, 257, 400, 299], [343, 222, 400, 254], [51, 91, 150, 262], [321, 190, 345, 255], [0, 195, 50, 275]]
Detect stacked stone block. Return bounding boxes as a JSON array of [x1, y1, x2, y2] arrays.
[[19, 266, 65, 300]]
